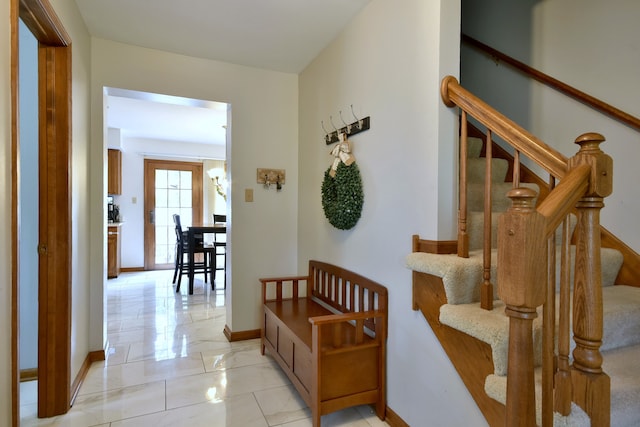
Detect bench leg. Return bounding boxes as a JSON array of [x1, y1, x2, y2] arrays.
[[312, 411, 321, 427]]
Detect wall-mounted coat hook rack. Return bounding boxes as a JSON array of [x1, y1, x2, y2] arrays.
[[322, 105, 370, 145], [257, 168, 285, 191]]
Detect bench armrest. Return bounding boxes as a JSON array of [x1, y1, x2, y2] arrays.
[[308, 310, 385, 326], [309, 310, 386, 348], [259, 275, 310, 303]]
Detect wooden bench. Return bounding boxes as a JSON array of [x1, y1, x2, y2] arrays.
[[259, 260, 388, 427]]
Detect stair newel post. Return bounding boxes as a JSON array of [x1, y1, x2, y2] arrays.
[[568, 133, 612, 427], [458, 111, 470, 258], [498, 187, 547, 427]]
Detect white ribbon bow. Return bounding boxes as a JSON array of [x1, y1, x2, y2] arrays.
[[329, 133, 355, 177]]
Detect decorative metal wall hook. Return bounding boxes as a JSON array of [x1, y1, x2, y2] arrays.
[[350, 104, 363, 130], [329, 116, 338, 132], [339, 110, 351, 133], [321, 121, 332, 143]]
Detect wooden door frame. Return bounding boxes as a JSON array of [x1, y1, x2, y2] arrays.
[[11, 0, 72, 423], [143, 159, 204, 270]]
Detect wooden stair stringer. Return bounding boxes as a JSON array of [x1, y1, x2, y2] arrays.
[[412, 270, 505, 426]]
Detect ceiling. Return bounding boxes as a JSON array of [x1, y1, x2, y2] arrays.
[[76, 0, 370, 147], [105, 87, 229, 145]]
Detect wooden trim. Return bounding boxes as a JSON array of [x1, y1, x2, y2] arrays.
[[385, 406, 410, 427], [462, 34, 640, 133], [11, 0, 19, 424], [37, 41, 72, 418], [223, 325, 261, 342], [20, 369, 38, 382], [70, 351, 105, 406], [411, 236, 457, 255], [120, 266, 145, 273], [19, 0, 70, 46]]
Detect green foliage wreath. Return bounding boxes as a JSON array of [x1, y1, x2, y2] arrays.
[[321, 162, 364, 230]]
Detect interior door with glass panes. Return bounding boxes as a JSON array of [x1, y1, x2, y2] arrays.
[[143, 159, 203, 270]]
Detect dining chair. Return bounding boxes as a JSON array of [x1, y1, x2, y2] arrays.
[[173, 214, 214, 293], [212, 214, 227, 289]]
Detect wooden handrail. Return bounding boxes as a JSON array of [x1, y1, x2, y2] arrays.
[[537, 164, 591, 235], [462, 34, 640, 133], [441, 76, 568, 179]]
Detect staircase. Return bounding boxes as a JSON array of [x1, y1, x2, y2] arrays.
[[407, 77, 640, 426]]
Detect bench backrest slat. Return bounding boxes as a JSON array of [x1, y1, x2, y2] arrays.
[[308, 260, 388, 336]]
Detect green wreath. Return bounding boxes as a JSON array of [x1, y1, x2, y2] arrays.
[[321, 161, 364, 230]]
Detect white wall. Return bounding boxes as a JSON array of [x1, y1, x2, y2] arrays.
[[531, 0, 640, 253], [461, 0, 640, 253], [89, 39, 299, 350], [299, 0, 486, 425]]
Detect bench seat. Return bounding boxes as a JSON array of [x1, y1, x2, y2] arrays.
[[264, 298, 377, 351]]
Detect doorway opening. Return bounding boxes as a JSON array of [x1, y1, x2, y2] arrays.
[[102, 87, 230, 352], [103, 87, 229, 273]]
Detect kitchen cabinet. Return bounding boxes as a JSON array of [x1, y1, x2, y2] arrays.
[[108, 149, 122, 195], [107, 224, 122, 278]]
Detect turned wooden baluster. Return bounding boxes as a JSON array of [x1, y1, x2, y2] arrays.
[[540, 176, 557, 426], [481, 129, 494, 310], [458, 111, 470, 258], [569, 133, 612, 426], [498, 187, 547, 427], [554, 216, 573, 416], [541, 223, 556, 426]]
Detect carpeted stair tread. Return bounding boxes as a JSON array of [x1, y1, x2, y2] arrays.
[[438, 285, 640, 377], [467, 182, 539, 213], [485, 343, 640, 426], [405, 245, 623, 305], [467, 157, 510, 184], [406, 249, 498, 305], [467, 137, 484, 158]]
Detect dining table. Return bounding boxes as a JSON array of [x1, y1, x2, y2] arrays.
[[186, 222, 226, 295]]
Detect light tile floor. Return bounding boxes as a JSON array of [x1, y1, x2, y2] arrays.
[[20, 270, 389, 427]]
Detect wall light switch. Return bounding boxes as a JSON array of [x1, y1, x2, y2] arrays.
[[245, 188, 254, 202], [132, 196, 137, 204]]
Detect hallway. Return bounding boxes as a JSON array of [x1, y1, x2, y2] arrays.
[[19, 270, 388, 426]]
